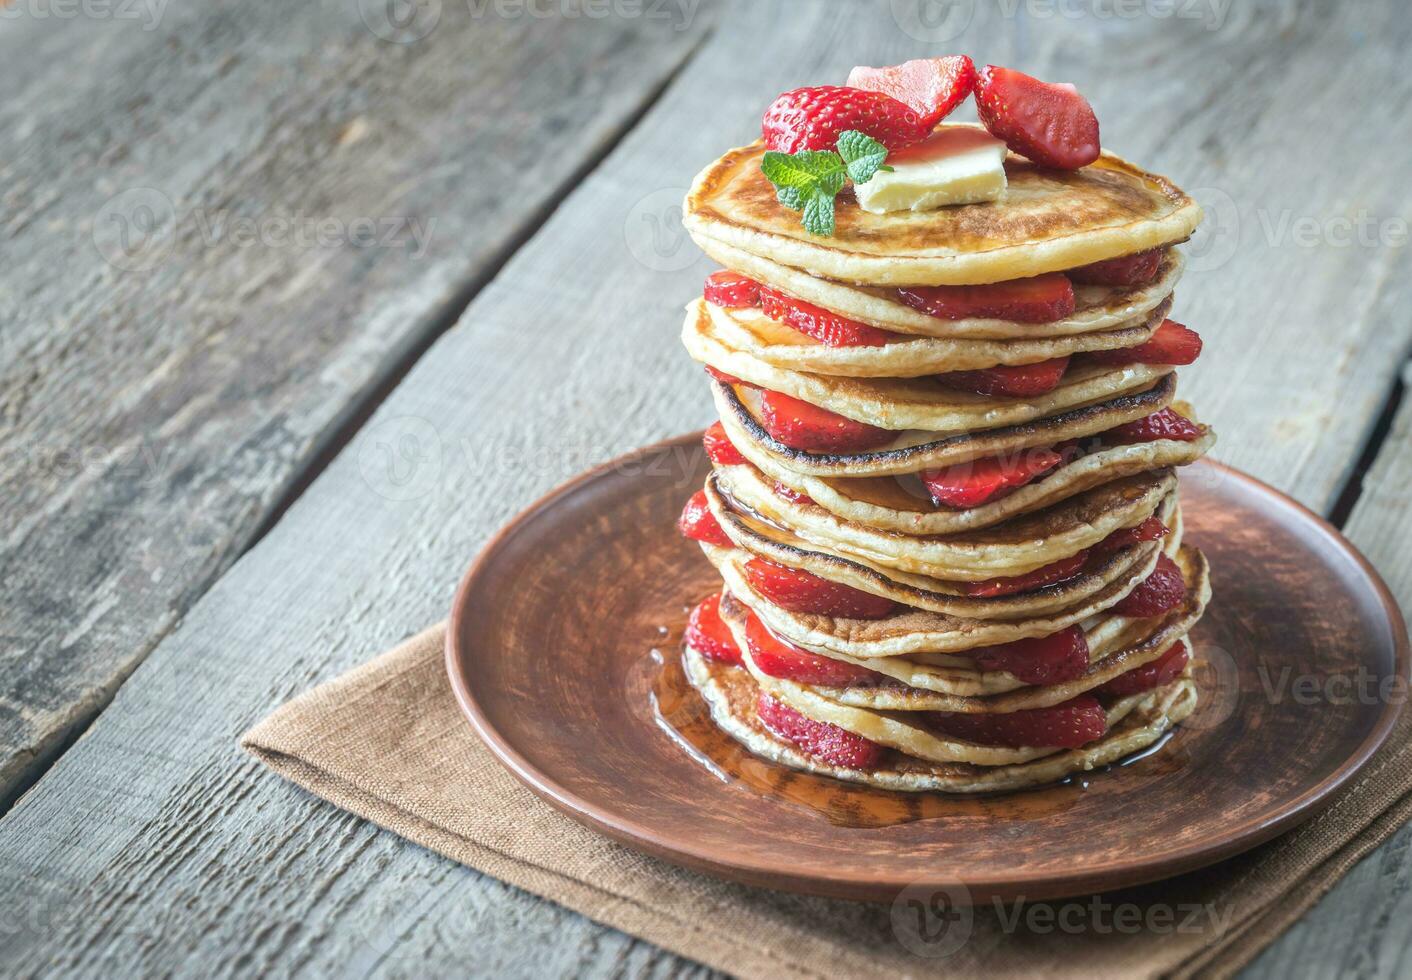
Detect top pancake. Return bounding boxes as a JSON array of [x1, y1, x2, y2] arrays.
[[683, 126, 1203, 286]]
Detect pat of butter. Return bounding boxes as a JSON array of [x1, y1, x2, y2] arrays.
[[853, 126, 1008, 214]]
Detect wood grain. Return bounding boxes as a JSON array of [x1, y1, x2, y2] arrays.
[[1, 0, 1410, 977], [0, 0, 711, 801]]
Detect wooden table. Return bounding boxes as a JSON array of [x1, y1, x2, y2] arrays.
[[4, 0, 1410, 974]]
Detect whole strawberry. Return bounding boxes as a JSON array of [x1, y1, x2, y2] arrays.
[[761, 85, 927, 153]]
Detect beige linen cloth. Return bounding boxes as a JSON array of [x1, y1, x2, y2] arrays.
[[242, 623, 1412, 979]]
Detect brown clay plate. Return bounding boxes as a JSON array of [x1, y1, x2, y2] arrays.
[[446, 433, 1408, 903]]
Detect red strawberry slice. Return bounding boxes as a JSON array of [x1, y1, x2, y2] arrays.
[[1088, 320, 1203, 367], [1106, 408, 1203, 444], [761, 85, 927, 153], [1098, 640, 1190, 697], [759, 286, 895, 347], [684, 593, 742, 665], [702, 421, 747, 466], [757, 692, 887, 769], [677, 490, 731, 548], [929, 694, 1107, 748], [1091, 517, 1169, 556], [744, 557, 897, 620], [758, 390, 894, 453], [772, 481, 814, 506], [962, 550, 1090, 598], [703, 271, 762, 308], [744, 612, 883, 687], [921, 448, 1063, 509], [974, 65, 1100, 170], [1069, 249, 1163, 286], [972, 625, 1091, 685], [936, 356, 1071, 398], [706, 366, 747, 387], [845, 55, 976, 130], [896, 273, 1075, 323], [1112, 552, 1186, 617]]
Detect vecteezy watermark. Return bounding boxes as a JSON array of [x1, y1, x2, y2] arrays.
[[359, 0, 442, 43], [889, 0, 976, 42], [1254, 209, 1409, 250], [1257, 665, 1410, 708], [891, 878, 975, 958], [0, 0, 168, 31], [467, 0, 701, 31], [992, 0, 1234, 31], [92, 186, 436, 272], [357, 415, 446, 502], [624, 187, 698, 273]]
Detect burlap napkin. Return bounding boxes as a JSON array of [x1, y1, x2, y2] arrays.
[[242, 623, 1412, 979]]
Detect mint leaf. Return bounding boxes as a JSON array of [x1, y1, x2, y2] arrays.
[[800, 186, 836, 237], [836, 130, 891, 184], [760, 149, 846, 191], [775, 184, 804, 210]]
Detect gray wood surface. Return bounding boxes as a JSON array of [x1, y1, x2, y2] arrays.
[[0, 0, 711, 801], [3, 0, 1411, 977]]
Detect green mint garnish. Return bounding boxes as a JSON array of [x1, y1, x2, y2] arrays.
[[759, 130, 890, 237]]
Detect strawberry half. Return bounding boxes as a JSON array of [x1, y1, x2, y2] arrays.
[[744, 557, 897, 619], [972, 625, 1091, 685], [684, 593, 742, 665], [744, 612, 883, 687], [702, 421, 747, 466], [1112, 553, 1186, 617], [1088, 320, 1203, 367], [1091, 517, 1169, 556], [1069, 249, 1163, 286], [772, 481, 814, 506], [896, 273, 1075, 323], [936, 356, 1070, 398], [962, 551, 1090, 598], [845, 55, 976, 130], [761, 85, 927, 153], [757, 693, 887, 769], [703, 271, 762, 308], [1106, 408, 1203, 444], [929, 695, 1107, 749], [759, 286, 895, 347], [677, 490, 731, 548], [974, 65, 1100, 170], [706, 366, 747, 387], [757, 390, 894, 453], [1098, 640, 1190, 697], [921, 449, 1063, 509]]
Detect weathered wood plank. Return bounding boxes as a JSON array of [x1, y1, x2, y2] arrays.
[[0, 0, 712, 799], [3, 1, 1411, 978]]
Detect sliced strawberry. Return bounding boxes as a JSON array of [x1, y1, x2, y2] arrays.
[[896, 273, 1075, 323], [757, 693, 887, 769], [761, 85, 927, 153], [936, 356, 1070, 398], [1111, 552, 1186, 617], [845, 55, 976, 130], [744, 613, 883, 687], [677, 490, 731, 548], [772, 481, 814, 506], [929, 695, 1107, 749], [744, 557, 897, 620], [974, 65, 1100, 170], [1088, 320, 1202, 367], [921, 449, 1063, 509], [1091, 517, 1169, 556], [702, 421, 747, 466], [706, 366, 746, 387], [1069, 249, 1163, 286], [972, 625, 1090, 685], [759, 286, 895, 347], [703, 271, 762, 308], [757, 390, 894, 454], [684, 593, 742, 665], [1106, 408, 1203, 444], [1099, 640, 1190, 698], [962, 551, 1090, 598]]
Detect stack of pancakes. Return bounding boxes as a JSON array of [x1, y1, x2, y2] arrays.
[[676, 133, 1215, 793]]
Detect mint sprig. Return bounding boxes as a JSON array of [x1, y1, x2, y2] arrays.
[[759, 130, 891, 237]]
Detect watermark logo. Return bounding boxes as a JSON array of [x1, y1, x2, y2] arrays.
[[92, 186, 177, 273], [0, 0, 169, 31], [890, 878, 974, 959], [359, 0, 442, 42], [624, 187, 697, 272], [890, 0, 976, 42], [357, 415, 444, 501]]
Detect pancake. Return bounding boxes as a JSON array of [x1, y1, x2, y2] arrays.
[[684, 644, 1198, 793], [740, 424, 1214, 535], [708, 492, 1181, 622], [716, 547, 1207, 711], [682, 126, 1203, 286], [712, 373, 1180, 477], [694, 235, 1185, 339], [709, 466, 1176, 579], [692, 295, 1171, 378]]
